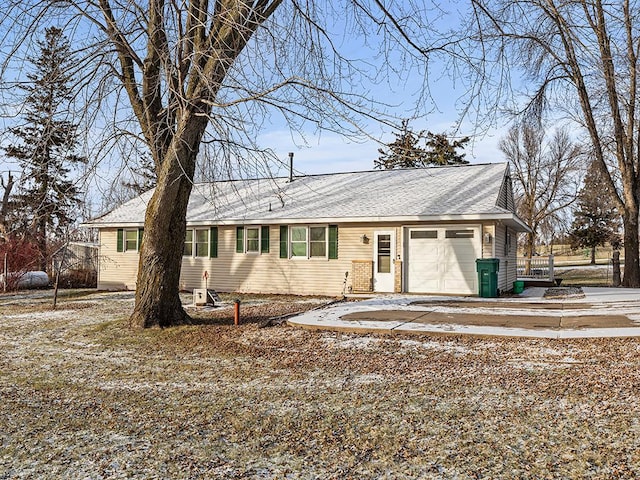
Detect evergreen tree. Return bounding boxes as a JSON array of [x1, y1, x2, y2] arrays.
[[375, 119, 429, 169], [5, 27, 86, 271], [375, 120, 470, 169], [424, 132, 470, 165], [569, 161, 622, 264]]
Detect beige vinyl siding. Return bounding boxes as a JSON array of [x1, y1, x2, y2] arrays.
[[479, 222, 518, 293], [505, 181, 515, 212], [179, 224, 377, 296], [481, 224, 494, 259], [504, 226, 517, 288], [480, 222, 518, 293], [494, 224, 507, 291], [98, 220, 519, 295], [497, 175, 516, 213], [97, 229, 140, 290], [494, 224, 517, 292]]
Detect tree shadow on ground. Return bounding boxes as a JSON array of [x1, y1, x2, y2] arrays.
[[184, 293, 334, 327]]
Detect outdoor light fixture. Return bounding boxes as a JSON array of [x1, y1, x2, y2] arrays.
[[484, 233, 493, 244], [360, 234, 369, 244]]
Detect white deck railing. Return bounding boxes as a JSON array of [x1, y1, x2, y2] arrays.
[[517, 255, 555, 282]]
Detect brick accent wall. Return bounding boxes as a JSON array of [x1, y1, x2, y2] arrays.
[[351, 260, 373, 292], [394, 260, 402, 293]]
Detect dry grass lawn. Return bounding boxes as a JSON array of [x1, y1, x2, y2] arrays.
[[1, 290, 640, 479], [556, 266, 618, 287]]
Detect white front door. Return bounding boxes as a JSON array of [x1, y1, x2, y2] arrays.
[[373, 231, 395, 292]]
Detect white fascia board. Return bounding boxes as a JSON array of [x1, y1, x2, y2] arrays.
[[498, 215, 531, 233], [185, 213, 527, 226], [85, 213, 531, 230], [80, 222, 145, 228]]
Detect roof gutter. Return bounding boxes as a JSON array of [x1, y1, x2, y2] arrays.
[[83, 212, 531, 231]]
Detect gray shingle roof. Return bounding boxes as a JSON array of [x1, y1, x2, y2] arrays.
[[88, 163, 520, 226]]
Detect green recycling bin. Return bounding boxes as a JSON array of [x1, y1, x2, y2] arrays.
[[476, 258, 500, 298], [513, 280, 525, 294]]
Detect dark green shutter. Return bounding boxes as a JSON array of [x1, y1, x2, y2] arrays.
[[138, 228, 143, 250], [117, 229, 124, 252], [236, 226, 244, 253], [210, 226, 218, 258], [261, 226, 270, 253], [279, 226, 288, 258], [328, 225, 338, 259]]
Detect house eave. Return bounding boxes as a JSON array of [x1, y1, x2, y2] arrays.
[[83, 212, 531, 230]]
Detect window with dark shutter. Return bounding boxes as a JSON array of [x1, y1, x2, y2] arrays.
[[236, 226, 244, 253], [117, 229, 124, 252], [261, 226, 270, 253], [328, 225, 338, 259], [279, 226, 288, 258], [210, 227, 218, 258]]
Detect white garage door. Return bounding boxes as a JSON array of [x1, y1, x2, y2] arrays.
[[407, 226, 482, 294]]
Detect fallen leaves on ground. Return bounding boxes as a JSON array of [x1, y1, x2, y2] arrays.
[[1, 290, 639, 479]]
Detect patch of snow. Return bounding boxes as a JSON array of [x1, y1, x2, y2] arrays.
[[351, 373, 386, 385], [3, 310, 76, 321], [322, 336, 380, 350], [396, 338, 490, 355], [510, 361, 573, 371]]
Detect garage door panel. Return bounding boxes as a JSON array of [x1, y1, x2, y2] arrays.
[[443, 270, 476, 286], [410, 256, 441, 268], [407, 236, 441, 293], [410, 277, 441, 291], [443, 258, 476, 270], [445, 247, 477, 259], [445, 259, 478, 271], [445, 242, 477, 256], [443, 277, 475, 293], [407, 226, 480, 294]]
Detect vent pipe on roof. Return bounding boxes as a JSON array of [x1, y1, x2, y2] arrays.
[[288, 152, 294, 182]]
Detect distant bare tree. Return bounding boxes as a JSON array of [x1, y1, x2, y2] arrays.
[[537, 211, 570, 255], [468, 0, 640, 286], [121, 154, 157, 196], [500, 122, 583, 258]]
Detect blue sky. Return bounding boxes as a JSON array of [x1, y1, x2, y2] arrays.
[[0, 0, 513, 213], [216, 0, 513, 178], [256, 75, 509, 178], [247, 0, 512, 177], [259, 118, 506, 178]]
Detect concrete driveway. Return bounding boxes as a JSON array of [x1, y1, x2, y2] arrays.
[[288, 287, 640, 338]]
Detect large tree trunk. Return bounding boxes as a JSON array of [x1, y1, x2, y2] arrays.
[[613, 250, 622, 287], [526, 231, 535, 258], [622, 205, 640, 287], [37, 216, 47, 272], [0, 172, 14, 237], [129, 115, 208, 328]]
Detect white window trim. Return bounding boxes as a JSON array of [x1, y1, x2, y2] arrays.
[[124, 229, 139, 253], [194, 228, 210, 258], [184, 228, 209, 258], [289, 225, 329, 260], [244, 226, 261, 254]]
